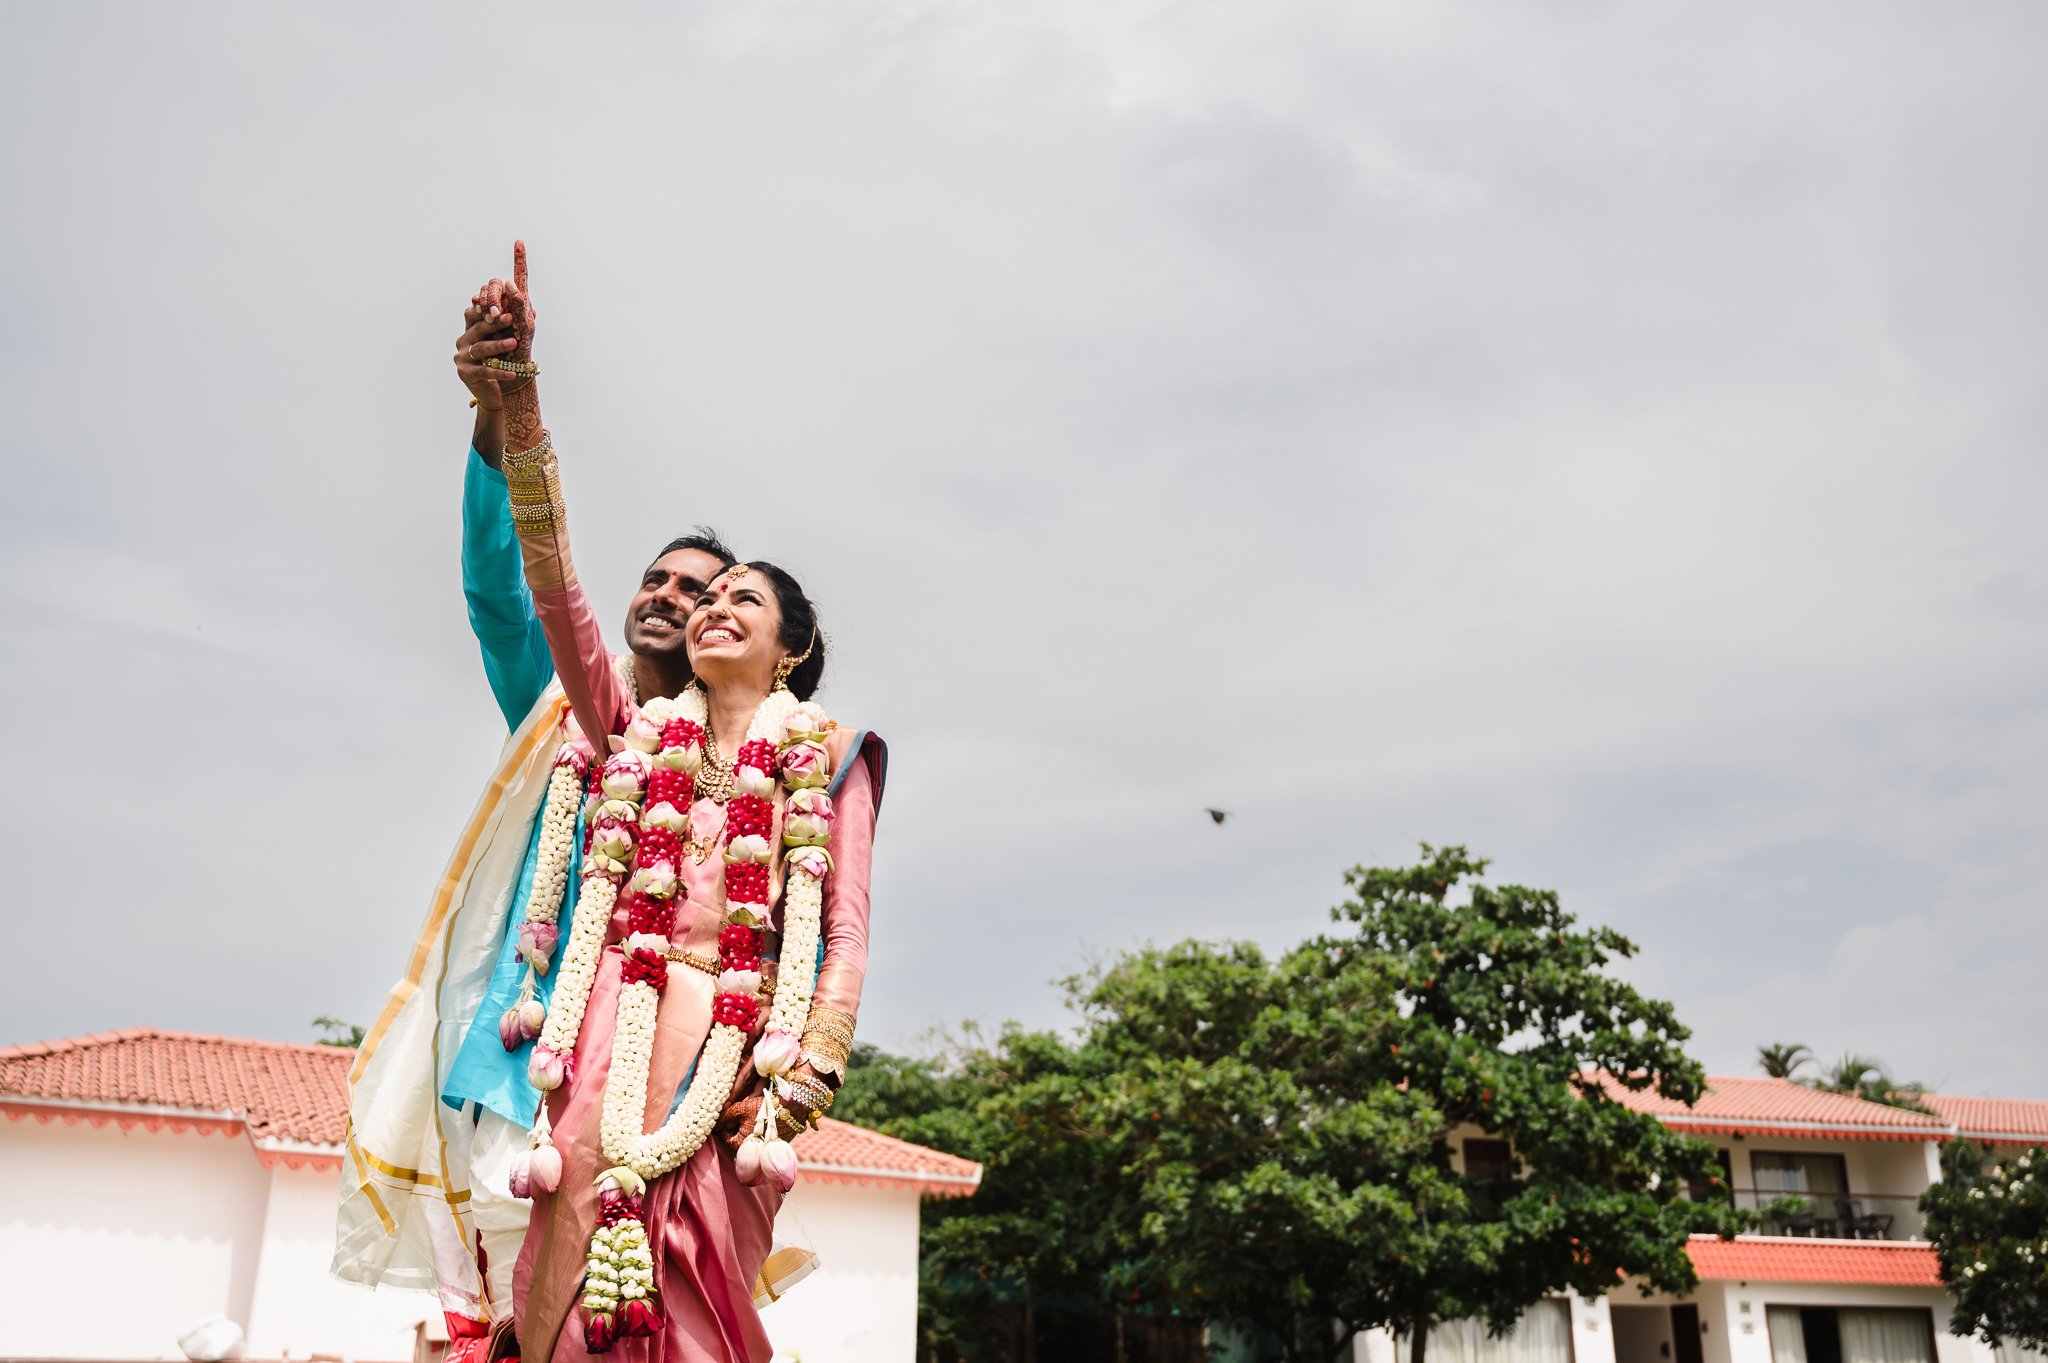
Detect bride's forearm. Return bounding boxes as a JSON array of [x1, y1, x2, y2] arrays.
[[503, 424, 631, 742]]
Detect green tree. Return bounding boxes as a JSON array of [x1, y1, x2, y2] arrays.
[[1756, 1043, 1814, 1080], [1924, 1140, 2048, 1352], [839, 846, 1747, 1363], [313, 1016, 366, 1048], [1301, 845, 1744, 1363]]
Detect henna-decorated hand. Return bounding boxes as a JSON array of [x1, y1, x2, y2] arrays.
[[456, 241, 540, 411], [717, 1061, 831, 1149]]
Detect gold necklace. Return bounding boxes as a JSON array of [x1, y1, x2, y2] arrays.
[[696, 723, 737, 806]]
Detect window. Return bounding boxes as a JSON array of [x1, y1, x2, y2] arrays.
[[1751, 1151, 1850, 1196], [1401, 1300, 1574, 1363], [1464, 1139, 1512, 1181], [1766, 1307, 1934, 1363]]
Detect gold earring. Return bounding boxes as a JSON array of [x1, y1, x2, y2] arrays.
[[772, 628, 817, 693]]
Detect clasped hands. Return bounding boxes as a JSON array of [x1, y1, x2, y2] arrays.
[[453, 240, 539, 414]]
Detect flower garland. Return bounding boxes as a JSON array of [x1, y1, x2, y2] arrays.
[[498, 656, 641, 1054], [507, 682, 840, 1352]]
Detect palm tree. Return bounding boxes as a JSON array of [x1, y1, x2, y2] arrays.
[[1756, 1042, 1815, 1081], [1817, 1052, 1892, 1099]]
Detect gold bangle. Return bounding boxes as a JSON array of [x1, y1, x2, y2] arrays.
[[800, 1006, 856, 1078], [501, 429, 555, 476], [483, 357, 539, 377]]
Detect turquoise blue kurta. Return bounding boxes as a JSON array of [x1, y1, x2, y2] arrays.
[[442, 449, 578, 1126]]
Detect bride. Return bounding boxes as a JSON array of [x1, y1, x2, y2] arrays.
[[337, 244, 884, 1363]]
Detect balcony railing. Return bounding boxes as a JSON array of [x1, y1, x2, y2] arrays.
[[1723, 1187, 1926, 1241]]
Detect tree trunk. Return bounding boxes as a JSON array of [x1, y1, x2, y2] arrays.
[[1412, 1321, 1430, 1363], [1114, 1308, 1127, 1363], [1023, 1284, 1037, 1363]]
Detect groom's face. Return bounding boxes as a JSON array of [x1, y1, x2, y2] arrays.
[[624, 547, 727, 661]]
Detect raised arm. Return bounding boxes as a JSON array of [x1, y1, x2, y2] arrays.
[[487, 242, 633, 746], [800, 733, 886, 1087], [453, 295, 553, 727]]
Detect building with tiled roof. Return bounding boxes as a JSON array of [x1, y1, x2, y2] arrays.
[[1593, 1074, 1952, 1142], [1919, 1092, 2048, 1147], [0, 1028, 980, 1362]]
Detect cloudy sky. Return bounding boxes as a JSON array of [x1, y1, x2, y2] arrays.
[[4, 3, 2043, 1098]]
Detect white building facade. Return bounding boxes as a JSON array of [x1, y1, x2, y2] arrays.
[[0, 1029, 979, 1363], [1353, 1079, 2048, 1363]]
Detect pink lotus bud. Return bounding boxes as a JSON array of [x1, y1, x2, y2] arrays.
[[753, 1029, 802, 1077], [736, 763, 777, 798], [734, 1135, 765, 1185], [725, 903, 767, 930], [629, 859, 679, 898], [786, 846, 833, 880], [642, 801, 688, 833], [718, 968, 764, 997], [779, 741, 832, 789], [598, 798, 640, 824], [553, 746, 590, 777], [519, 999, 547, 1039], [624, 932, 668, 957], [601, 750, 651, 800], [518, 922, 559, 972], [620, 714, 663, 754], [498, 1007, 525, 1052], [761, 1137, 799, 1192], [783, 811, 831, 847], [529, 1142, 563, 1193], [528, 1045, 567, 1091], [723, 833, 772, 864], [782, 704, 833, 744], [508, 1151, 533, 1200]]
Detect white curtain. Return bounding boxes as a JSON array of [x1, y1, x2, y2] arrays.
[[1768, 1307, 1809, 1363], [1839, 1310, 1934, 1363], [1404, 1300, 1574, 1363]]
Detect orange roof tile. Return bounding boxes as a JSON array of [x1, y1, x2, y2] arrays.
[[1685, 1236, 1943, 1286], [1, 1029, 982, 1196], [1595, 1075, 1949, 1142], [792, 1118, 983, 1198], [0, 1027, 352, 1145], [1920, 1093, 2048, 1146]]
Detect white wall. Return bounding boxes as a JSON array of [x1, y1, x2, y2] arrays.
[[244, 1163, 433, 1362], [0, 1118, 431, 1362], [1705, 1281, 1988, 1363], [0, 1118, 271, 1360], [764, 1180, 924, 1363]]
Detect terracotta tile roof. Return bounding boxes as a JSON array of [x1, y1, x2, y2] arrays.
[[792, 1117, 983, 1198], [0, 1027, 352, 1145], [1685, 1236, 1943, 1287], [1594, 1075, 1950, 1141], [1, 1029, 983, 1196], [1920, 1093, 2048, 1146]]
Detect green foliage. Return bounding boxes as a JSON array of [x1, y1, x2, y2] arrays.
[[1756, 1043, 1813, 1080], [313, 1016, 366, 1048], [1924, 1141, 2048, 1351], [844, 845, 1741, 1363]]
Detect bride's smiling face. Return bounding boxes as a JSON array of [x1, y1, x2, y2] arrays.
[[685, 567, 785, 686]]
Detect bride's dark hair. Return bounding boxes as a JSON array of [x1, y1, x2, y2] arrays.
[[746, 561, 827, 701]]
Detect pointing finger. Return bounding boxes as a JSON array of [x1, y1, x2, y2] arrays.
[[512, 240, 528, 294]]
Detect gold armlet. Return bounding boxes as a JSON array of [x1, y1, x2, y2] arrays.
[[503, 430, 564, 534], [800, 1006, 856, 1080]]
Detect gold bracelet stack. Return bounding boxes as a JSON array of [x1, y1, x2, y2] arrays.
[[483, 357, 540, 377], [775, 1073, 835, 1122], [800, 1006, 856, 1081], [502, 429, 564, 533]]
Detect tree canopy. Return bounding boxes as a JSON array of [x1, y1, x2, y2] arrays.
[[839, 845, 1744, 1363], [1924, 1140, 2048, 1353]]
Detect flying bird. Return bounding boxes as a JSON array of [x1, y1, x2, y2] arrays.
[[1205, 808, 1231, 825]]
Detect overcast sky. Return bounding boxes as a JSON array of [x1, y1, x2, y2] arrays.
[[3, 3, 2043, 1099]]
